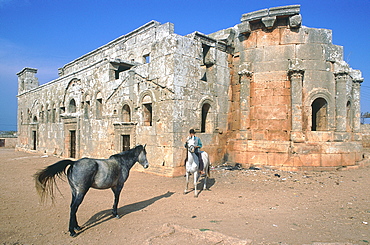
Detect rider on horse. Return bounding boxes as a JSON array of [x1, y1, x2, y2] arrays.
[[186, 129, 204, 171]]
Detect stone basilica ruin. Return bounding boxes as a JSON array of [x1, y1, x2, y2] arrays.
[[17, 5, 365, 176]]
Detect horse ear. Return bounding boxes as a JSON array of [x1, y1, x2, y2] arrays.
[[143, 144, 146, 148]]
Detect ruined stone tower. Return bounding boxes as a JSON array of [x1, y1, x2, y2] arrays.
[[17, 5, 365, 176]]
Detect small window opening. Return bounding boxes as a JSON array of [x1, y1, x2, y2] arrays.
[[346, 101, 352, 131], [143, 54, 150, 64], [122, 104, 131, 122], [69, 99, 76, 113], [143, 103, 152, 126], [115, 65, 131, 79]]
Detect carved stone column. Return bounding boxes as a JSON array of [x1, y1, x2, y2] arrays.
[[289, 69, 304, 132], [352, 79, 363, 132], [334, 72, 348, 132], [238, 65, 253, 134], [288, 59, 305, 141]]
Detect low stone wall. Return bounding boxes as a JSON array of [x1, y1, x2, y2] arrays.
[[0, 137, 17, 148], [361, 124, 370, 148]]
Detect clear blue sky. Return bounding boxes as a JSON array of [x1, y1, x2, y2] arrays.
[[1, 0, 369, 131]]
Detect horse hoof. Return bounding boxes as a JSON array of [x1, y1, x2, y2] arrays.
[[70, 231, 77, 237]]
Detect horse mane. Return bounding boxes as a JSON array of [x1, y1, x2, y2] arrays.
[[109, 144, 144, 159]]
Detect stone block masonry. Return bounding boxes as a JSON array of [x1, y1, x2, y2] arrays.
[[16, 5, 365, 176]]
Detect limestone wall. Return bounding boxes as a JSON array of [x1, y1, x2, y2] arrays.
[[362, 124, 370, 148], [16, 5, 365, 175]]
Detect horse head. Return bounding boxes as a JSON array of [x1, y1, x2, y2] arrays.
[[137, 144, 149, 169], [186, 137, 196, 153]]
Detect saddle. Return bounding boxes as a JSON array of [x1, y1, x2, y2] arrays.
[[195, 152, 204, 171]]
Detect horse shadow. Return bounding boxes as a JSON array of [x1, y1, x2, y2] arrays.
[[78, 191, 174, 235]]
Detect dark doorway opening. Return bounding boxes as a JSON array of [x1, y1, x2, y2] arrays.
[[70, 130, 76, 158], [121, 135, 130, 152], [311, 98, 328, 131], [32, 131, 37, 150]]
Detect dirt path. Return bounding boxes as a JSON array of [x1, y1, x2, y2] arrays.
[[1, 148, 369, 244]]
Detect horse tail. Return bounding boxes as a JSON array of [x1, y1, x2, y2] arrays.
[[206, 161, 211, 178], [34, 159, 74, 204]]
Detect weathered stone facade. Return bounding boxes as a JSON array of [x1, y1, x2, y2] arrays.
[[17, 5, 365, 176]]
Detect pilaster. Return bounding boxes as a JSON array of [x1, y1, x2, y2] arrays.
[[288, 59, 305, 142], [238, 64, 253, 138], [352, 79, 363, 132], [334, 72, 348, 132]]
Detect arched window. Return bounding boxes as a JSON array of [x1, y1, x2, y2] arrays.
[[346, 101, 352, 132], [201, 103, 211, 133], [142, 95, 152, 126], [69, 99, 76, 113], [121, 104, 131, 122], [311, 98, 328, 131], [33, 116, 38, 123]]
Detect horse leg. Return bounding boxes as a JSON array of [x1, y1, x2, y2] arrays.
[[193, 171, 199, 198], [111, 185, 123, 218], [203, 163, 208, 190], [184, 172, 189, 194], [69, 190, 87, 237]]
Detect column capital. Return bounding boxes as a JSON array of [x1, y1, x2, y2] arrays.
[[288, 58, 304, 79], [238, 70, 253, 77], [238, 63, 253, 77], [288, 68, 304, 79], [334, 71, 349, 81]]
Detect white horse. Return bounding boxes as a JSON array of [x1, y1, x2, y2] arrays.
[[184, 136, 210, 197]]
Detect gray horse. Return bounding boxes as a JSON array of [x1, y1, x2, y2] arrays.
[[34, 144, 149, 237]]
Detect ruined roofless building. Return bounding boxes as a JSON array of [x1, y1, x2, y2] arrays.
[[17, 5, 365, 176]]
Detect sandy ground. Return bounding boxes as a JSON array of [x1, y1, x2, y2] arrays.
[[1, 148, 369, 245]]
